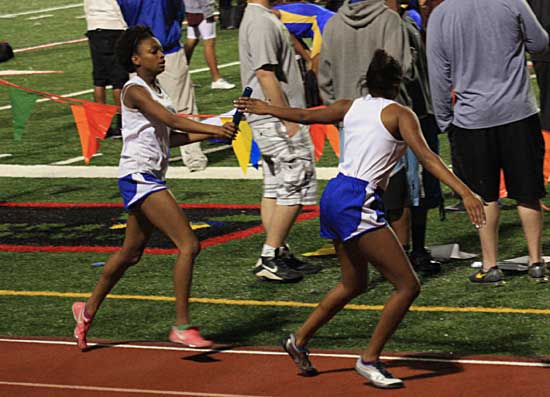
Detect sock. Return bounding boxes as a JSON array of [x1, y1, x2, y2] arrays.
[[261, 244, 276, 258]]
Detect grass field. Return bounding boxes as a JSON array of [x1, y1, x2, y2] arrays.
[[1, 1, 550, 359]]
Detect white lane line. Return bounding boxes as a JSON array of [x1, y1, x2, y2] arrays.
[[0, 3, 83, 19], [0, 154, 13, 159], [1, 338, 549, 369], [0, 381, 270, 397], [0, 61, 240, 111], [14, 38, 88, 53], [26, 14, 53, 20], [0, 165, 338, 180], [190, 61, 240, 74], [51, 153, 103, 165]]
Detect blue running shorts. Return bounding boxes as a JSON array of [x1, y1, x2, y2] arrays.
[[320, 173, 387, 241], [118, 173, 167, 210]]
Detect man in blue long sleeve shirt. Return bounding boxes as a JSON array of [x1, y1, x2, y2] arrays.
[[427, 0, 548, 283]]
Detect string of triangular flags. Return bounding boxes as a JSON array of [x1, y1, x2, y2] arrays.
[[1, 79, 341, 171]]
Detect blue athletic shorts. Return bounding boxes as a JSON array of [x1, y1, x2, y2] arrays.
[[118, 173, 167, 210], [320, 173, 387, 241]]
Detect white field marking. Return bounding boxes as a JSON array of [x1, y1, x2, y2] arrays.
[[0, 154, 13, 159], [0, 3, 83, 19], [0, 87, 104, 112], [1, 338, 550, 369], [190, 61, 240, 74], [0, 381, 270, 397], [26, 14, 53, 21], [51, 153, 103, 165], [169, 144, 232, 163], [0, 165, 338, 180], [0, 61, 240, 111], [0, 70, 64, 76], [75, 15, 86, 19], [14, 38, 88, 53]]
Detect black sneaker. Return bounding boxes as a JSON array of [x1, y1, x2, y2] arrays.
[[409, 249, 442, 274], [281, 334, 318, 376], [528, 262, 547, 279], [280, 246, 321, 275], [469, 266, 503, 283], [254, 254, 303, 282]]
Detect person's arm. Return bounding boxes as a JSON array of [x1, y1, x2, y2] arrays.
[[426, 10, 453, 133], [394, 105, 486, 228], [124, 84, 236, 145], [234, 97, 352, 125], [255, 66, 301, 136], [517, 0, 549, 54]]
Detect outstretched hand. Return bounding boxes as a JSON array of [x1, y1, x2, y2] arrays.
[[217, 122, 238, 140], [462, 193, 486, 230], [234, 97, 271, 115]]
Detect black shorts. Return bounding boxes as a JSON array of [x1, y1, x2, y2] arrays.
[[87, 29, 128, 88], [447, 114, 546, 203]]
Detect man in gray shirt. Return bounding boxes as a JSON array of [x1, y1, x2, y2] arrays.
[[427, 0, 548, 283], [239, 0, 319, 282]]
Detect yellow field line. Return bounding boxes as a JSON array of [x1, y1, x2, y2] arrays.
[[2, 289, 550, 315]]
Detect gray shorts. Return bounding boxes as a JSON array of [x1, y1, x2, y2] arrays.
[[252, 122, 317, 206]]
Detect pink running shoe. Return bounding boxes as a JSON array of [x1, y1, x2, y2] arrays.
[[168, 326, 214, 348], [72, 302, 92, 351]]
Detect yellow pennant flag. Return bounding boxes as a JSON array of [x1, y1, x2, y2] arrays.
[[222, 117, 253, 174]]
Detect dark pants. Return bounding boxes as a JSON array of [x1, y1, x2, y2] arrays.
[[534, 61, 550, 131]]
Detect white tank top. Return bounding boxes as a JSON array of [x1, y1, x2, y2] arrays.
[[118, 75, 175, 180], [338, 95, 407, 190]]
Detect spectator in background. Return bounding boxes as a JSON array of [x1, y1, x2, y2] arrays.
[[239, 0, 320, 282], [418, 0, 443, 32], [427, 0, 548, 283], [399, 0, 444, 274], [83, 0, 129, 138], [528, 0, 550, 131], [117, 0, 209, 172], [272, 1, 335, 107], [219, 0, 247, 29], [183, 0, 236, 90], [318, 0, 414, 252]]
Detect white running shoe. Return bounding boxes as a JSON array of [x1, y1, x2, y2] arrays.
[[355, 358, 404, 389], [211, 78, 236, 90]]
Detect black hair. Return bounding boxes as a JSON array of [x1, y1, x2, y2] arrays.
[[115, 25, 155, 73], [360, 49, 403, 99]]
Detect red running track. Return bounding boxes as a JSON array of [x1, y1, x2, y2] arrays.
[[0, 337, 549, 397]]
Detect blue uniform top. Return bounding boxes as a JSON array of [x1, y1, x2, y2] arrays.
[[116, 0, 185, 54], [273, 2, 334, 57]]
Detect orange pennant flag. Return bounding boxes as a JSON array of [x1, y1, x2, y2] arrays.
[[71, 104, 94, 164], [309, 124, 326, 161], [83, 101, 118, 140], [325, 124, 340, 158]]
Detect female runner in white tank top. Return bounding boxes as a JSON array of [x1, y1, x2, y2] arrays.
[[235, 49, 485, 389], [71, 26, 236, 351]]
